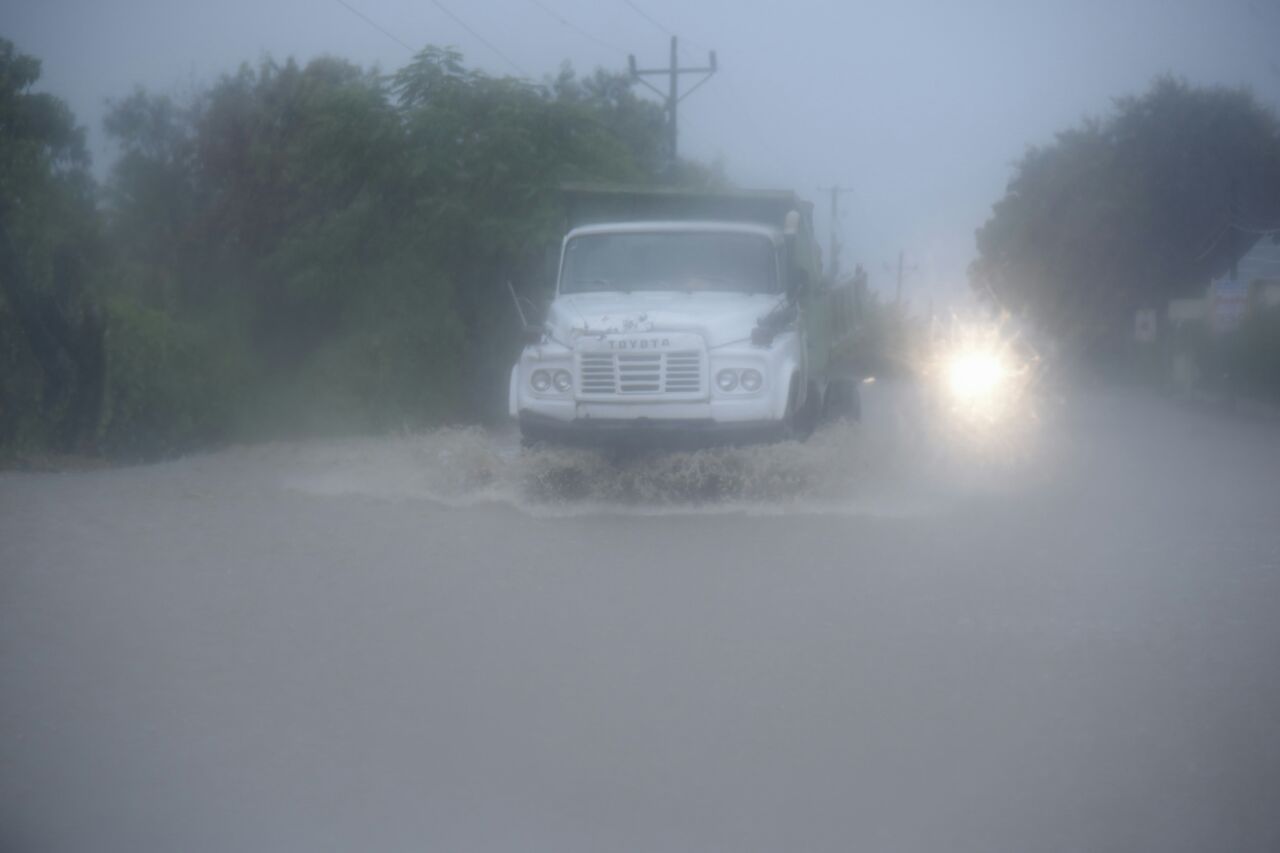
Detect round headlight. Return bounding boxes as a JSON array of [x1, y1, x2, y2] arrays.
[[531, 370, 551, 392], [552, 369, 572, 393], [716, 369, 739, 392], [739, 369, 763, 392]]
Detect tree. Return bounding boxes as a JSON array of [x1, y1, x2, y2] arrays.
[[971, 76, 1280, 350], [2, 39, 721, 456], [0, 38, 104, 452], [98, 46, 697, 444]]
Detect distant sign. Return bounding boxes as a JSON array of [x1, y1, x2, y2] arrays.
[[1134, 308, 1157, 343], [1210, 277, 1248, 334]]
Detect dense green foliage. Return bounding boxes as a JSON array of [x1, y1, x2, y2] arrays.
[[1, 39, 721, 458], [971, 77, 1280, 352], [0, 40, 104, 453], [1165, 304, 1280, 403]]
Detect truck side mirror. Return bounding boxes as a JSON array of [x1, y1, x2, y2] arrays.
[[522, 323, 547, 344]]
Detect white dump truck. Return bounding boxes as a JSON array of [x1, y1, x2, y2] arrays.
[[510, 185, 861, 446]]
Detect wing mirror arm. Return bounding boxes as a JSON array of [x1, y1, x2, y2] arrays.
[[508, 280, 546, 343]]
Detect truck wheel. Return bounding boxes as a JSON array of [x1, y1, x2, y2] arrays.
[[779, 377, 819, 442], [519, 420, 552, 449], [823, 378, 862, 423], [772, 378, 799, 442], [799, 381, 821, 438]]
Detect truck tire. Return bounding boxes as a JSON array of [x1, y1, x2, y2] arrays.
[[778, 377, 819, 442], [518, 418, 556, 449], [823, 378, 862, 423]]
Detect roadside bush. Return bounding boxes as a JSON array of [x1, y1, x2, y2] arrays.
[[1230, 305, 1280, 401], [1164, 309, 1280, 402], [259, 264, 468, 437], [98, 296, 250, 457], [0, 292, 48, 452]]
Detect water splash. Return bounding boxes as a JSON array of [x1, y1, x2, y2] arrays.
[[284, 383, 1052, 517]]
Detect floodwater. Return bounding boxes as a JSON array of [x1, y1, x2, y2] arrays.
[[3, 381, 1280, 852]]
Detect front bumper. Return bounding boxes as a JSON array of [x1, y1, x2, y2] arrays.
[[518, 411, 786, 448]]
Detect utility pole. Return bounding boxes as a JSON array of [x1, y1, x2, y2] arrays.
[[889, 250, 916, 308], [1229, 176, 1240, 280], [629, 37, 717, 173], [817, 185, 855, 281]]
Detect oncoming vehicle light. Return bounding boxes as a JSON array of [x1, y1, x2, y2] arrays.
[[531, 370, 552, 392], [946, 350, 1008, 401], [716, 369, 739, 392], [552, 370, 572, 393], [739, 368, 763, 392], [927, 313, 1037, 429]]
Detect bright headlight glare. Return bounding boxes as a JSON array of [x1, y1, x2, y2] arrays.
[[946, 351, 1007, 399], [531, 369, 551, 392], [929, 316, 1034, 431], [716, 369, 739, 392], [739, 369, 762, 392], [552, 369, 572, 393]]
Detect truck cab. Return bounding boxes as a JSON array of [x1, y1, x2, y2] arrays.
[[510, 186, 857, 446]]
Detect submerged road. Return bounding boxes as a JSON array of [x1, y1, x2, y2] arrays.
[[3, 386, 1280, 852]]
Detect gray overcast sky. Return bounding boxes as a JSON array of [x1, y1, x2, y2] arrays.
[[6, 0, 1280, 304]]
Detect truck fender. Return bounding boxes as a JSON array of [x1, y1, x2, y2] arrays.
[[773, 356, 803, 421], [508, 364, 520, 418]]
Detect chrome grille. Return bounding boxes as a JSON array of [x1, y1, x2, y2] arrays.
[[664, 352, 701, 393], [579, 353, 618, 395], [576, 350, 705, 398]]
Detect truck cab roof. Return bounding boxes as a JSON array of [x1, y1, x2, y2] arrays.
[[565, 221, 783, 242], [560, 183, 812, 232]]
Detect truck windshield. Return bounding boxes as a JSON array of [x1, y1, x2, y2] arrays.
[[560, 231, 778, 295]]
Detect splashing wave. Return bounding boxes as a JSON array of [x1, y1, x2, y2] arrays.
[[283, 384, 1049, 517]]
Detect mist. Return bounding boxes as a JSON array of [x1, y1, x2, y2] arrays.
[[8, 0, 1280, 299], [5, 2, 1280, 851]]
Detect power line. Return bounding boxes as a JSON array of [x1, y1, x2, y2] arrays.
[[333, 0, 416, 54], [568, 1, 795, 190], [428, 0, 532, 79], [528, 0, 628, 56], [1230, 220, 1280, 235], [616, 4, 790, 169], [622, 0, 674, 36], [620, 0, 710, 53], [1193, 221, 1231, 261]]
